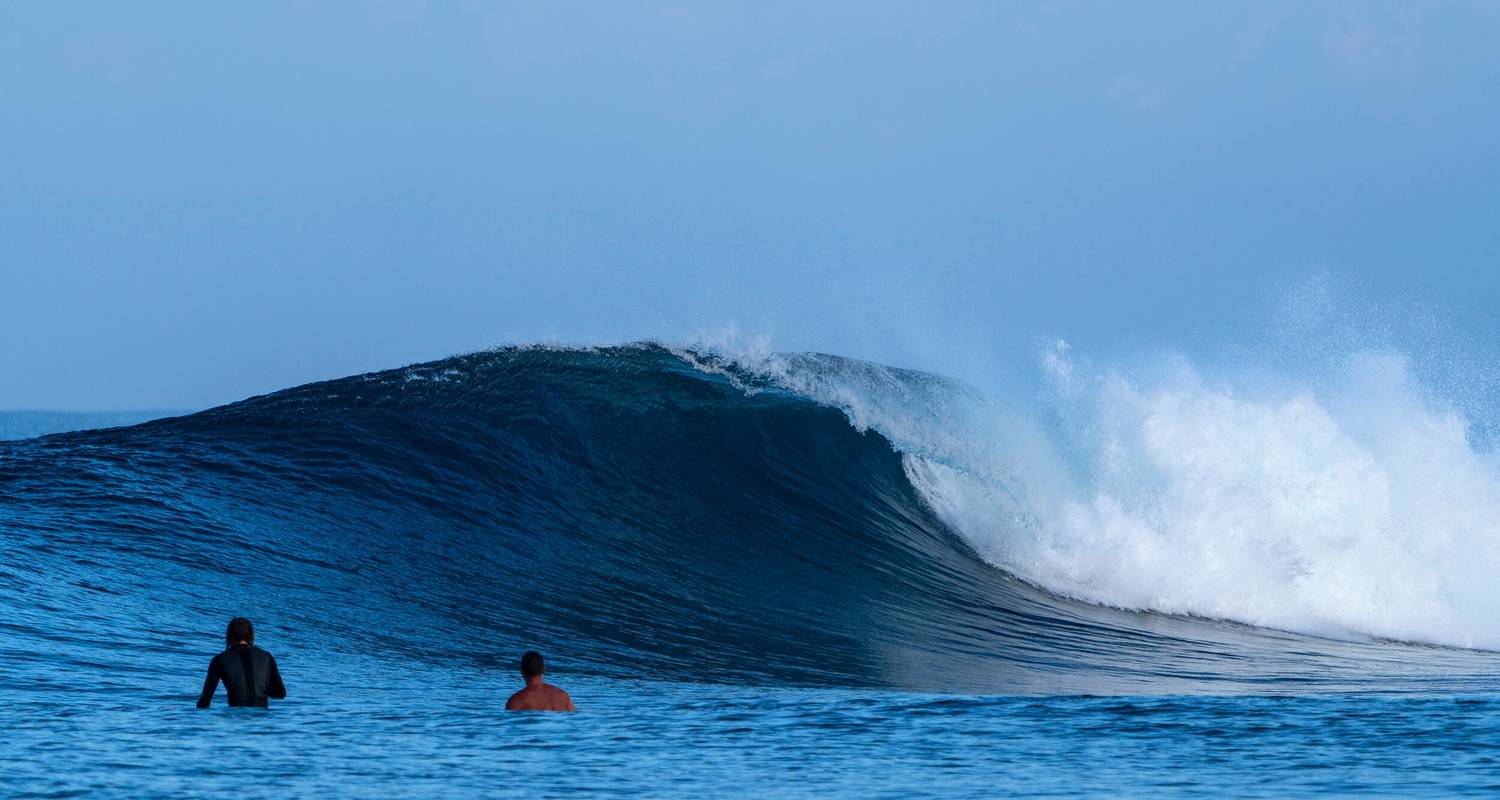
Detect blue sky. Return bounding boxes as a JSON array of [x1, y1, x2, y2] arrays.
[[3, 2, 1498, 409]]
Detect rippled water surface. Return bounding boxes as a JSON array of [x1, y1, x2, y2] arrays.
[[5, 347, 1499, 797], [6, 670, 1500, 799]]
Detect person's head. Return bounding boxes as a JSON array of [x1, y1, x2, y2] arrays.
[[520, 650, 545, 681], [226, 617, 254, 646]]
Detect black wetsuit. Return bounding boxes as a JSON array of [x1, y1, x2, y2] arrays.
[[196, 644, 286, 708]]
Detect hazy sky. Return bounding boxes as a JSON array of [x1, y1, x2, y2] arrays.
[[3, 2, 1498, 409]]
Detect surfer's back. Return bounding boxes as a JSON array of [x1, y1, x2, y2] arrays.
[[200, 645, 286, 707], [505, 681, 574, 711], [505, 650, 575, 712], [197, 617, 287, 708]]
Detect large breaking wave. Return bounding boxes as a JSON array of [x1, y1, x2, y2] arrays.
[[2, 343, 1496, 694]]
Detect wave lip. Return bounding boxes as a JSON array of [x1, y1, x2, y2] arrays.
[[696, 341, 1500, 654], [2, 343, 1497, 694]]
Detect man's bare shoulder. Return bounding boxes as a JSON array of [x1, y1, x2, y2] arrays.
[[506, 683, 575, 711]]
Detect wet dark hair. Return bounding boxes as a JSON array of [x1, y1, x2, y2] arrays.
[[226, 617, 254, 646], [520, 650, 545, 678]]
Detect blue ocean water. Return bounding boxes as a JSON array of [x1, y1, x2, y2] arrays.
[[6, 679, 1500, 798], [2, 345, 1497, 797], [0, 409, 189, 441]]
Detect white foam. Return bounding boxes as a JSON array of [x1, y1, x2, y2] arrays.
[[684, 338, 1500, 651]]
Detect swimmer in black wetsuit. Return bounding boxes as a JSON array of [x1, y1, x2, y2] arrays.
[[196, 617, 287, 708]]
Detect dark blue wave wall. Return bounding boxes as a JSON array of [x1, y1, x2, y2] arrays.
[[2, 345, 1495, 694]]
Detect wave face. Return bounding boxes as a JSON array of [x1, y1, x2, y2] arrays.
[[2, 344, 1497, 694]]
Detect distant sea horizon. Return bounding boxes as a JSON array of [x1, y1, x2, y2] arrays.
[[0, 409, 194, 441]]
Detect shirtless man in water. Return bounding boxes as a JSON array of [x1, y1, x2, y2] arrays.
[[505, 651, 575, 712]]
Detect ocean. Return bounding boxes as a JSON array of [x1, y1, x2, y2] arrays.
[[2, 344, 1497, 797], [0, 410, 189, 442]]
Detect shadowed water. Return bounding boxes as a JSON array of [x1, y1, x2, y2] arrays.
[[2, 345, 1497, 796]]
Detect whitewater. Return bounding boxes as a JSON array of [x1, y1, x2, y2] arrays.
[[3, 341, 1498, 798], [692, 339, 1500, 652]]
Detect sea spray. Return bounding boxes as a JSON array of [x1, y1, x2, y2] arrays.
[[689, 339, 1500, 650]]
